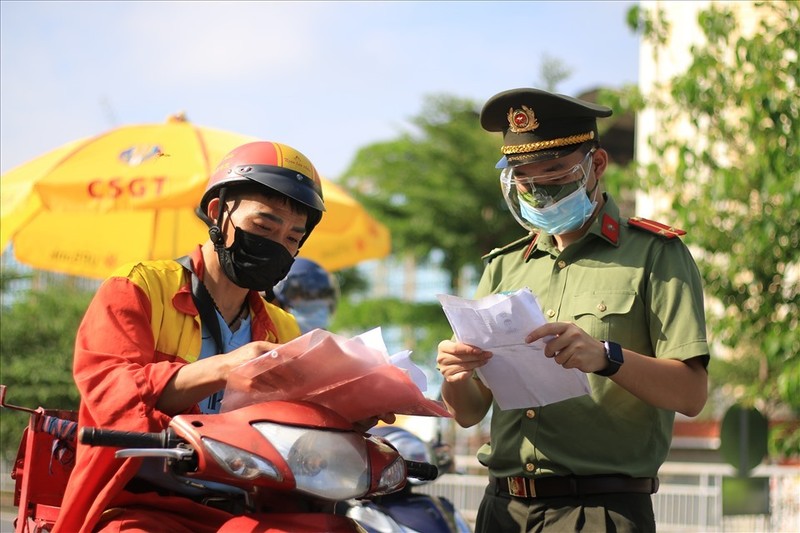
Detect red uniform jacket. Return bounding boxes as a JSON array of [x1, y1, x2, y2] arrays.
[[54, 246, 300, 533]]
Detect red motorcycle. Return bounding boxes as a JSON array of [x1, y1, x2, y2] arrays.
[[1, 384, 438, 532]]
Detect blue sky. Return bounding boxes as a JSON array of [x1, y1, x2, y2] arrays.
[[1, 1, 640, 179]]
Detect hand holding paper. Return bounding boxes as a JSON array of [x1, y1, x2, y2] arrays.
[[437, 288, 590, 409]]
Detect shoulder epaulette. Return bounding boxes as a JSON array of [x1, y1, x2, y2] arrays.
[[482, 233, 537, 263], [627, 216, 686, 239]]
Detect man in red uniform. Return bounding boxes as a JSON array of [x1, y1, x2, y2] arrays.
[[55, 141, 332, 532]]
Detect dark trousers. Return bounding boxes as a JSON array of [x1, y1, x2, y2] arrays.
[[475, 482, 656, 533]]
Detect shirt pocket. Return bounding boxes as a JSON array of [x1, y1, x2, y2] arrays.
[[571, 291, 637, 341]]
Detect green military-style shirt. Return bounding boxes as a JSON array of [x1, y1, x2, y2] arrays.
[[475, 194, 709, 479]]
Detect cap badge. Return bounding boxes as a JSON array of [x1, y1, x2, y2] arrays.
[[507, 105, 540, 133]]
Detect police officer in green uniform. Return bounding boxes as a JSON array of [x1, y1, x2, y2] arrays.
[[436, 88, 710, 533]]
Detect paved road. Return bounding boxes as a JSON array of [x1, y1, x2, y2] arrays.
[[1, 492, 15, 531], [2, 474, 16, 531], [1, 509, 14, 532]]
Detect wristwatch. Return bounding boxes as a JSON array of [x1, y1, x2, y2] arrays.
[[594, 340, 624, 377]]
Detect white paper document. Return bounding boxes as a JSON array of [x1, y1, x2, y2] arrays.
[[437, 288, 591, 409], [353, 327, 428, 392]]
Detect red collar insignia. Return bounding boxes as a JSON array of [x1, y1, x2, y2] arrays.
[[601, 214, 619, 244]]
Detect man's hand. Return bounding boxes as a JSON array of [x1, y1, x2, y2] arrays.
[[437, 340, 493, 428], [158, 340, 280, 415], [353, 412, 396, 434], [436, 340, 492, 383], [219, 341, 281, 382], [220, 341, 285, 396], [526, 322, 607, 373]]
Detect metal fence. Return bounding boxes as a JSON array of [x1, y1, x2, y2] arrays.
[[416, 460, 800, 532]]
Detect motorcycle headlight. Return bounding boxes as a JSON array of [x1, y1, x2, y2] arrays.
[[202, 437, 281, 481], [253, 422, 370, 500]]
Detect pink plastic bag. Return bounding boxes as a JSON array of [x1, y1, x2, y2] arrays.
[[221, 329, 450, 421]]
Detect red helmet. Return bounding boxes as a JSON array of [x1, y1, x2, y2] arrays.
[[199, 141, 326, 245]]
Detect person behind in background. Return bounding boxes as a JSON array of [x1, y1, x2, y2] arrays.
[[272, 257, 339, 334], [56, 141, 327, 533], [436, 88, 709, 532]]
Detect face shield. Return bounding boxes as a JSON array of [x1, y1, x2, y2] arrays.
[[289, 299, 334, 334], [500, 148, 596, 233]]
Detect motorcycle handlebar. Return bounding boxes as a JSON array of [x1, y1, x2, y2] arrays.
[[79, 427, 179, 449], [405, 460, 439, 481]]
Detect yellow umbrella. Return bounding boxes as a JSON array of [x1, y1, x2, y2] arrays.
[[1, 114, 390, 278]]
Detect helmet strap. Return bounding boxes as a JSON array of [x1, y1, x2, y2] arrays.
[[209, 187, 227, 248]]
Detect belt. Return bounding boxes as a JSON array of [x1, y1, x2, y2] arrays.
[[491, 475, 659, 499]]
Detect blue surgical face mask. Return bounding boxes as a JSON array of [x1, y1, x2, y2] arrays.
[[517, 183, 598, 234], [288, 299, 332, 334]]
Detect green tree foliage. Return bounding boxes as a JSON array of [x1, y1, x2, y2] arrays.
[[634, 2, 799, 459], [0, 282, 92, 461], [333, 267, 370, 298], [0, 268, 30, 293], [539, 53, 573, 92], [341, 94, 525, 294]]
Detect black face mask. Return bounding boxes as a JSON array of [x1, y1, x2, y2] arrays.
[[213, 226, 295, 291]]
